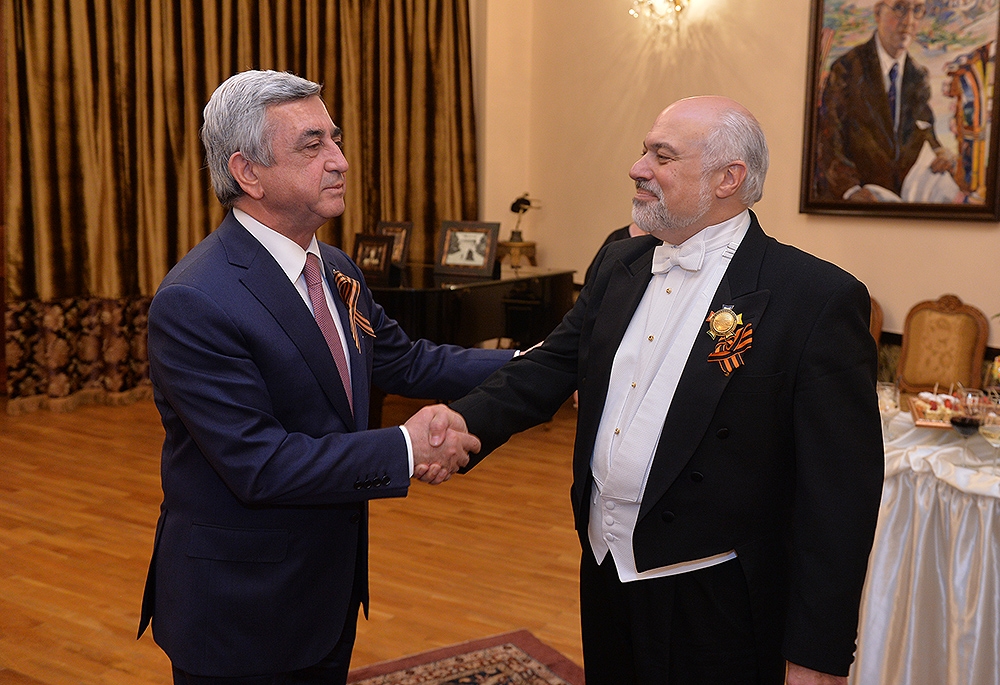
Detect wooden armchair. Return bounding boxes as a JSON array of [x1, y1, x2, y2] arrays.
[[869, 296, 883, 346], [896, 294, 988, 394]]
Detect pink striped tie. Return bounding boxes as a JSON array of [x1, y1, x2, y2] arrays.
[[303, 253, 352, 412]]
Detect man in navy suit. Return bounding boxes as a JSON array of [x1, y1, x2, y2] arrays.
[[137, 70, 512, 684], [447, 97, 884, 684], [815, 1, 955, 201]]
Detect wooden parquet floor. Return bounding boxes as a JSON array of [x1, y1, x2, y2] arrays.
[[0, 396, 583, 684]]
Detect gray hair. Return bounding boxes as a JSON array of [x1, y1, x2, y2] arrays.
[[701, 108, 769, 206], [201, 70, 322, 206]]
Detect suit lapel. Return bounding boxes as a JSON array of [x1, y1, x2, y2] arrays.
[[637, 213, 772, 522], [319, 246, 370, 429], [861, 37, 896, 151], [218, 216, 356, 429]]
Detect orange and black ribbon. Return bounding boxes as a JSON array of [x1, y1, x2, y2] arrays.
[[707, 323, 753, 376], [332, 271, 376, 352]]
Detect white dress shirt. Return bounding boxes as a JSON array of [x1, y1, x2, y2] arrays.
[[588, 211, 750, 582]]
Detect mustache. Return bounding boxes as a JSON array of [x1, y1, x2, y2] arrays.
[[635, 179, 663, 199]]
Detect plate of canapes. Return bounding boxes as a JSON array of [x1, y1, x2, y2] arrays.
[[909, 389, 991, 429]]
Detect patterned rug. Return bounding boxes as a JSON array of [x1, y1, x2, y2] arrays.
[[347, 630, 584, 685]]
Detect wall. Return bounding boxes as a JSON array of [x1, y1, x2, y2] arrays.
[[474, 0, 1000, 345]]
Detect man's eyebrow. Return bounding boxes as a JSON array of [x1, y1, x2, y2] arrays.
[[649, 141, 680, 156], [297, 126, 342, 143]]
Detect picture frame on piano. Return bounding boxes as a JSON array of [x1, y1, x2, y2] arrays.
[[433, 221, 500, 279], [376, 221, 412, 267], [352, 233, 394, 285]]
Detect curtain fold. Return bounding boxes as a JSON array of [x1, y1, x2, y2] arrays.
[[4, 0, 479, 412]]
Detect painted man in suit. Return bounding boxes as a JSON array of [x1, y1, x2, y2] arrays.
[[444, 96, 884, 684], [137, 70, 512, 684], [815, 0, 955, 201]]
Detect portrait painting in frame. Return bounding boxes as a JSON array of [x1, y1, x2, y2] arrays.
[[800, 0, 1000, 221], [376, 221, 412, 267], [352, 233, 394, 285], [433, 221, 500, 278]]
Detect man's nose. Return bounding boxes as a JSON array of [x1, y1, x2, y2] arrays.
[[630, 156, 651, 181], [327, 145, 349, 173]]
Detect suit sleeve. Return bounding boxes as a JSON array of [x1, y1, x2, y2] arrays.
[[782, 279, 884, 675], [449, 272, 590, 467]]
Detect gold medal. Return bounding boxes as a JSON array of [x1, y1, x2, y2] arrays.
[[706, 305, 743, 340]]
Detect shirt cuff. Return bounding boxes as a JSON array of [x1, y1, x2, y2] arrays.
[[399, 425, 415, 477]]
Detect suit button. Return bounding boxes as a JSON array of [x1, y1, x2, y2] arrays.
[[381, 475, 391, 486], [354, 479, 363, 490], [364, 479, 373, 489], [690, 471, 704, 483], [349, 513, 360, 523], [661, 511, 675, 523], [716, 428, 729, 439]]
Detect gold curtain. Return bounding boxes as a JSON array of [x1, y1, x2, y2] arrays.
[[3, 0, 479, 412]]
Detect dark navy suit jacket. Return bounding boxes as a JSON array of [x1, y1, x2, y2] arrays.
[[451, 212, 884, 678], [137, 211, 511, 676]]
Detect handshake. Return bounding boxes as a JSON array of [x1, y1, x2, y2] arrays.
[[403, 404, 480, 485]]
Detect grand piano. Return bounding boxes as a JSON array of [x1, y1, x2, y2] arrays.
[[368, 263, 576, 425]]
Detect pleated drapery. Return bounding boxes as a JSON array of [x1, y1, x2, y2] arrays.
[[3, 0, 479, 412]]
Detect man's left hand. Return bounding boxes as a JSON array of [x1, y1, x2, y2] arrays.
[[931, 148, 957, 174], [786, 661, 847, 685]]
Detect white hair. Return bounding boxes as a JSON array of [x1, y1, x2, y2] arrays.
[[201, 70, 322, 206], [701, 108, 769, 206]]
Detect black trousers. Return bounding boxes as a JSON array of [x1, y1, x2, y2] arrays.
[[580, 550, 771, 685], [171, 598, 361, 685]]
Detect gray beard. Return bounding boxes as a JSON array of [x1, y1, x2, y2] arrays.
[[631, 181, 713, 235]]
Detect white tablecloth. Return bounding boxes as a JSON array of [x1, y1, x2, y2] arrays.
[[849, 413, 1000, 685]]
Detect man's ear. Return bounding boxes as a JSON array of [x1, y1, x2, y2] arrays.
[[229, 152, 264, 200], [715, 162, 748, 200]]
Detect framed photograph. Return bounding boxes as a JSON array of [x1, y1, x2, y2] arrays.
[[352, 233, 394, 284], [800, 0, 1000, 220], [376, 221, 412, 266], [433, 221, 500, 278]]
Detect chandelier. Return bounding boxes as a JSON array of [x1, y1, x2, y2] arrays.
[[628, 0, 690, 30]]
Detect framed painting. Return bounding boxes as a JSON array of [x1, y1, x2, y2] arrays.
[[352, 233, 394, 285], [433, 221, 500, 278], [800, 0, 1000, 221], [376, 221, 412, 266]]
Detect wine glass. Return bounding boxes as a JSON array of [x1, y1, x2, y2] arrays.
[[876, 381, 900, 441], [954, 387, 986, 417], [979, 408, 1000, 476]]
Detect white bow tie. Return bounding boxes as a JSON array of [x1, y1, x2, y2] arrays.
[[651, 241, 705, 274]]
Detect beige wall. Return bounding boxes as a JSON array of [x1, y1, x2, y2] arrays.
[[472, 0, 1000, 346]]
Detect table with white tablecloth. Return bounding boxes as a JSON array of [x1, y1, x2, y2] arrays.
[[849, 413, 1000, 685]]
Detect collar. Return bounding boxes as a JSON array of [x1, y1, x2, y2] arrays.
[[233, 207, 322, 283], [874, 32, 907, 82], [665, 210, 751, 254]]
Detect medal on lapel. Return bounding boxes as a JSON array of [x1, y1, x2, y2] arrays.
[[705, 305, 752, 376]]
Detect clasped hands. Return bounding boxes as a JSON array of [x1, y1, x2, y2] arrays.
[[403, 404, 479, 485]]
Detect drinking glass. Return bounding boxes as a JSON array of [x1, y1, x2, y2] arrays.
[[876, 382, 900, 441], [954, 387, 986, 417], [979, 409, 1000, 476]]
